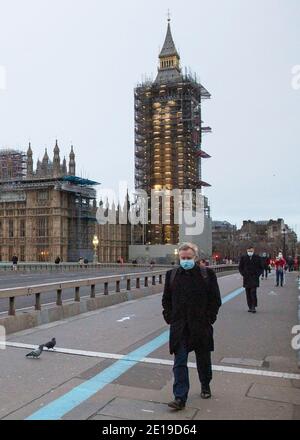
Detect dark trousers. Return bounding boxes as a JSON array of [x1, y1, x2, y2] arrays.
[[276, 269, 284, 286], [262, 268, 268, 278], [173, 330, 212, 402], [245, 287, 257, 309]]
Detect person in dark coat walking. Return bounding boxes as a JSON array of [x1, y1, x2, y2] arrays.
[[239, 246, 263, 313], [162, 242, 222, 410], [261, 252, 270, 279], [11, 255, 18, 271]]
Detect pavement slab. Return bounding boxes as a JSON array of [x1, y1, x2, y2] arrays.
[[247, 383, 300, 405]]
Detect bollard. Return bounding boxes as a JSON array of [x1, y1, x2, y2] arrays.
[[136, 277, 140, 289], [91, 284, 95, 298], [144, 276, 148, 287], [159, 274, 163, 284], [9, 297, 15, 316], [35, 293, 41, 311], [56, 289, 62, 306], [104, 282, 109, 295], [127, 278, 131, 291], [116, 280, 120, 292], [152, 275, 156, 285], [75, 286, 80, 302]]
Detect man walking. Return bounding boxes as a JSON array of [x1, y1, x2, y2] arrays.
[[239, 246, 263, 313], [162, 242, 222, 410]]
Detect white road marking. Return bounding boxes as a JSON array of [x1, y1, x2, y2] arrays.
[[3, 341, 300, 380], [117, 314, 136, 322]]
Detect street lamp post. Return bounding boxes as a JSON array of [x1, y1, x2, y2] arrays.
[[92, 235, 99, 264], [174, 248, 178, 264]]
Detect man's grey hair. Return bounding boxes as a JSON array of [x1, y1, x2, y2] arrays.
[[178, 242, 199, 257]]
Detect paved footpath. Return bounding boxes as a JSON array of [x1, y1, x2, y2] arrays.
[[0, 271, 299, 420]]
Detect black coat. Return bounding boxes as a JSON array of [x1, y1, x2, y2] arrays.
[[162, 265, 222, 354], [239, 254, 263, 288]]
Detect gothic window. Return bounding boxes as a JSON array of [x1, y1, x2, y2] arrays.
[[8, 219, 13, 238], [36, 217, 48, 237], [37, 191, 49, 202], [20, 219, 26, 237], [20, 245, 25, 261]]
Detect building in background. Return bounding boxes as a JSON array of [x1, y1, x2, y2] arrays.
[[0, 149, 27, 181], [238, 219, 297, 257], [95, 198, 131, 263], [212, 218, 298, 260], [132, 18, 212, 260], [212, 221, 238, 261], [0, 142, 98, 262]]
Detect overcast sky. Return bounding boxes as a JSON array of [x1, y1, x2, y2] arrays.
[[0, 0, 299, 237]]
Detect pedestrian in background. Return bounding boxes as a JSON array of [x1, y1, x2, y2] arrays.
[[287, 256, 294, 272], [11, 255, 18, 271], [261, 252, 270, 279], [239, 246, 263, 313], [162, 242, 221, 410], [275, 252, 286, 287]]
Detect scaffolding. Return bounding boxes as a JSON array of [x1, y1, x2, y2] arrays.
[[0, 149, 27, 182], [134, 73, 212, 244]]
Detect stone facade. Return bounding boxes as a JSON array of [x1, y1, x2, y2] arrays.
[[95, 199, 131, 263], [0, 143, 98, 262]]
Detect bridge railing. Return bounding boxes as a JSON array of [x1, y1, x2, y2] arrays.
[[0, 265, 238, 316], [0, 262, 171, 272]]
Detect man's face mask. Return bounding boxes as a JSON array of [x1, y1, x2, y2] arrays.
[[180, 259, 195, 270], [247, 251, 254, 257]]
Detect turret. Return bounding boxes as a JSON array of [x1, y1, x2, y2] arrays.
[[26, 142, 33, 177], [68, 145, 76, 175], [41, 148, 49, 176], [52, 140, 61, 177]]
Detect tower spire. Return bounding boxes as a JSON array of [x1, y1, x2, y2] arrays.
[[155, 17, 181, 84], [68, 145, 76, 176], [26, 142, 33, 177], [53, 139, 61, 177], [159, 18, 179, 59]]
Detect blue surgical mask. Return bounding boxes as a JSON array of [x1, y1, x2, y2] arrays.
[[180, 259, 195, 270]]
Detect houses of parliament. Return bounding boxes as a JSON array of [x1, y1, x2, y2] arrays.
[[0, 143, 130, 262]]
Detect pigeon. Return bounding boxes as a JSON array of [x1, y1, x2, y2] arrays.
[[25, 345, 44, 358], [44, 337, 56, 350]]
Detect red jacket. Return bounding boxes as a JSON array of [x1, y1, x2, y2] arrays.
[[274, 258, 286, 269]]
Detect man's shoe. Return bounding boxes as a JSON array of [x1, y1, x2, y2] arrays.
[[201, 385, 211, 399], [167, 398, 186, 410], [251, 308, 256, 313], [248, 309, 252, 313]]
